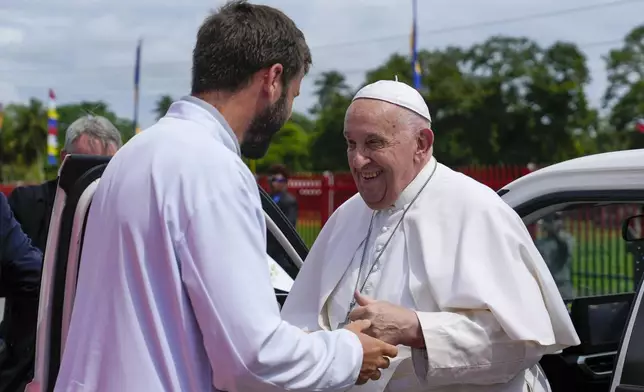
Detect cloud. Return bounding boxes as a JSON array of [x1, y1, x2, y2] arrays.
[[0, 0, 642, 129], [0, 82, 21, 103]]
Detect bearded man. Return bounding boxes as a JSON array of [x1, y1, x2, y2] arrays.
[[281, 80, 580, 392], [53, 2, 397, 391]]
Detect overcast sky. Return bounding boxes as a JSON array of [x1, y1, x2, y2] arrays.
[[0, 0, 643, 129]]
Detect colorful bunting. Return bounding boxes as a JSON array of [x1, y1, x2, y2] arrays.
[[47, 89, 59, 165]]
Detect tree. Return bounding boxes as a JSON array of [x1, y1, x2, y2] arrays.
[[0, 99, 48, 181], [3, 99, 47, 167], [0, 99, 133, 182], [309, 85, 353, 171], [154, 95, 174, 120], [256, 121, 311, 172], [310, 71, 351, 115], [603, 24, 644, 148], [4, 29, 643, 180], [289, 112, 315, 133], [362, 37, 597, 166]]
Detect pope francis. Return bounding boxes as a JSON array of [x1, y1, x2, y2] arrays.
[[281, 80, 580, 392]]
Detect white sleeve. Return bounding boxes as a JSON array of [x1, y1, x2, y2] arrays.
[[175, 165, 362, 392], [411, 310, 546, 387]]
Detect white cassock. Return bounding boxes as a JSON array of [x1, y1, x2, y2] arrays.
[[281, 157, 581, 392], [54, 96, 363, 392]]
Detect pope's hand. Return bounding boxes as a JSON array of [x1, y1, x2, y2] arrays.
[[343, 319, 398, 385], [348, 291, 424, 348]]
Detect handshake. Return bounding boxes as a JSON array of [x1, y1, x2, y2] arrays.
[[343, 319, 398, 385]]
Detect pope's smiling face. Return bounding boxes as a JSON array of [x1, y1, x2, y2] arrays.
[[344, 99, 433, 210]]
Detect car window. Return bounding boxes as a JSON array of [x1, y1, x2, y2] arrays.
[[530, 203, 643, 300]]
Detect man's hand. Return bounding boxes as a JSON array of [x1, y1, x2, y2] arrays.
[[348, 291, 425, 348], [344, 319, 398, 385]]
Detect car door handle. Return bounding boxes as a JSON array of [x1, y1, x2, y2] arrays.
[[577, 351, 617, 378]]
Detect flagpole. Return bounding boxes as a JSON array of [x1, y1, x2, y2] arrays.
[[133, 39, 142, 135], [411, 0, 421, 90]]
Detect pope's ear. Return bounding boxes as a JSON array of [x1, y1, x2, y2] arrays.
[[417, 128, 434, 154]]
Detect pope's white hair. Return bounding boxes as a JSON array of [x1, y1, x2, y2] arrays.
[[399, 109, 431, 135], [396, 107, 434, 156]]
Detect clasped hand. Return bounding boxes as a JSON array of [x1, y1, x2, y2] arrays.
[[343, 292, 424, 385], [343, 319, 397, 385], [348, 291, 424, 348]]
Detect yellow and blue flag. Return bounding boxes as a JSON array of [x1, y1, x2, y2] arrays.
[[410, 0, 421, 89]]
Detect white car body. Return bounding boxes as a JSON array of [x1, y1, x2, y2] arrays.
[[501, 149, 644, 210]]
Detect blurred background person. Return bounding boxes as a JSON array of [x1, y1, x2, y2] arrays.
[[535, 212, 575, 299], [267, 163, 298, 227], [8, 115, 122, 253]]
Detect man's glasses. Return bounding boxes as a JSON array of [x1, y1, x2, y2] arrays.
[[270, 176, 287, 183]]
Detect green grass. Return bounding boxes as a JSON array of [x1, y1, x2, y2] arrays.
[[297, 218, 638, 298], [564, 221, 636, 297], [296, 220, 322, 248]]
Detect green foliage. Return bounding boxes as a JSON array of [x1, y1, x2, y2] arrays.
[[0, 100, 133, 182], [603, 25, 644, 148], [256, 121, 312, 172], [2, 24, 644, 181], [154, 95, 174, 120]]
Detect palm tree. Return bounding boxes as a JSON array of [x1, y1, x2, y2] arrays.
[[8, 99, 47, 166], [154, 95, 174, 120], [310, 71, 350, 115]]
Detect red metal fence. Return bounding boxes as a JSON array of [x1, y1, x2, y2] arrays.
[[258, 164, 532, 225], [1, 165, 531, 246], [1, 165, 533, 226], [257, 165, 533, 246]]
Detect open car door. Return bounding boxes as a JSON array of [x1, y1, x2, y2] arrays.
[[608, 215, 644, 392], [27, 155, 110, 392], [27, 155, 306, 392], [499, 149, 644, 392]]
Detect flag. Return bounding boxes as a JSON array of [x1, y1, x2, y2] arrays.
[[47, 89, 59, 166], [410, 0, 421, 90], [636, 119, 644, 133], [134, 39, 142, 134]]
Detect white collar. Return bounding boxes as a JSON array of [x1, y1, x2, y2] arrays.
[[391, 156, 437, 210], [165, 96, 241, 156]]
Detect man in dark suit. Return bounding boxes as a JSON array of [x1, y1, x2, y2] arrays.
[[8, 115, 122, 251], [0, 193, 42, 392], [267, 164, 298, 227], [0, 115, 122, 391]]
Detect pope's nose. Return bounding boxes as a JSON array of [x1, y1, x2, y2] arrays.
[[350, 150, 371, 171]]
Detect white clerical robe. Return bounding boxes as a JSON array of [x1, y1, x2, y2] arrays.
[[53, 96, 363, 392], [281, 157, 580, 392]]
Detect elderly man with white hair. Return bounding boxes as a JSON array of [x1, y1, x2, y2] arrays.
[[281, 80, 580, 392], [59, 115, 122, 159], [0, 115, 122, 392]]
